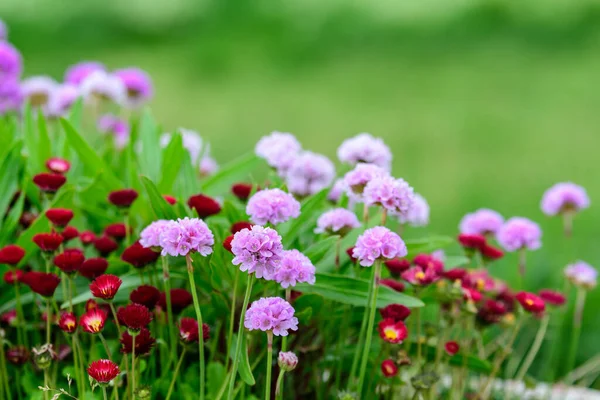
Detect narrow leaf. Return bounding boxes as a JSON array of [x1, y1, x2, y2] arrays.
[[141, 176, 178, 220]]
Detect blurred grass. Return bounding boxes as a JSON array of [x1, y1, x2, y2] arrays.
[[4, 0, 600, 381]]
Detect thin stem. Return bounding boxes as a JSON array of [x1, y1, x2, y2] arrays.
[[265, 331, 274, 400], [186, 254, 206, 400], [161, 256, 177, 367], [46, 299, 51, 344], [335, 236, 341, 269], [44, 369, 50, 400], [416, 307, 422, 365], [70, 334, 83, 396], [166, 349, 187, 400], [274, 370, 285, 400], [564, 353, 600, 385], [14, 282, 28, 347], [102, 386, 108, 400], [281, 288, 291, 353], [357, 259, 382, 396], [362, 203, 369, 224], [124, 212, 131, 247], [227, 273, 255, 400], [518, 249, 527, 283], [515, 314, 550, 381], [411, 389, 421, 400], [99, 333, 113, 360], [131, 335, 136, 396], [334, 308, 351, 393], [381, 209, 387, 226], [109, 303, 122, 335], [68, 275, 74, 312], [0, 338, 11, 400], [226, 268, 240, 370], [349, 268, 374, 386], [565, 287, 586, 374], [562, 210, 574, 238]]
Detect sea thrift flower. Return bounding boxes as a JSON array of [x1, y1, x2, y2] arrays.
[[363, 176, 415, 216], [337, 133, 392, 170], [64, 61, 105, 85], [130, 285, 160, 309], [398, 193, 429, 227], [244, 297, 299, 336], [178, 317, 210, 343], [58, 312, 77, 334], [108, 189, 138, 208], [90, 274, 122, 301], [200, 154, 218, 176], [53, 249, 85, 274], [117, 304, 153, 331], [98, 114, 130, 149], [278, 351, 298, 372], [445, 341, 460, 356], [564, 261, 597, 289], [380, 304, 411, 321], [46, 158, 71, 174], [158, 218, 214, 257], [285, 151, 335, 196], [93, 236, 119, 256], [516, 292, 545, 314], [47, 84, 80, 117], [121, 241, 160, 268], [497, 217, 542, 252], [187, 194, 221, 218], [384, 258, 411, 276], [79, 258, 108, 280], [139, 220, 169, 249], [314, 208, 360, 236], [378, 318, 408, 344], [231, 225, 284, 279], [6, 346, 29, 366], [459, 209, 504, 236], [114, 67, 153, 107], [33, 173, 66, 193], [23, 272, 61, 297], [255, 131, 302, 175], [33, 232, 64, 252], [381, 279, 405, 292], [88, 359, 119, 383], [80, 70, 127, 105], [0, 79, 23, 115], [232, 183, 253, 201], [79, 308, 107, 334], [246, 188, 300, 225], [273, 249, 316, 288], [541, 182, 590, 216], [159, 289, 193, 314], [343, 163, 388, 198], [3, 269, 24, 284], [0, 41, 22, 80], [0, 244, 25, 265], [327, 179, 346, 203], [21, 76, 58, 109], [120, 327, 155, 355], [61, 226, 79, 242], [352, 226, 407, 267], [381, 360, 398, 377], [538, 289, 566, 307]]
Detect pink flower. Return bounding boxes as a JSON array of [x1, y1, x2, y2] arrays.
[[314, 208, 360, 236], [378, 318, 408, 344], [497, 217, 541, 252], [285, 151, 335, 197], [255, 131, 302, 175], [231, 226, 283, 279], [541, 182, 590, 216], [459, 209, 504, 236], [158, 218, 214, 257], [363, 176, 414, 216], [337, 133, 392, 170], [398, 193, 429, 227], [401, 266, 440, 286], [64, 61, 105, 86], [343, 163, 388, 198], [246, 189, 300, 226], [244, 297, 299, 336], [139, 220, 169, 249], [273, 250, 315, 288], [564, 261, 597, 289], [114, 67, 153, 107], [352, 226, 407, 267]]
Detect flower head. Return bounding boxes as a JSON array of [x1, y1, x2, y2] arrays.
[[381, 359, 398, 377], [445, 341, 460, 356], [80, 231, 97, 246], [33, 232, 64, 252], [273, 249, 316, 288], [232, 183, 254, 201], [130, 285, 160, 309], [398, 193, 429, 227], [79, 258, 109, 280], [381, 279, 405, 292], [93, 236, 119, 256], [364, 176, 415, 216], [90, 274, 122, 301], [139, 220, 169, 249], [0, 244, 25, 265], [285, 151, 335, 197], [231, 225, 284, 279], [159, 289, 193, 314], [255, 131, 302, 175], [114, 67, 153, 107], [278, 351, 298, 372], [564, 261, 597, 289], [244, 297, 299, 336], [88, 359, 120, 384], [58, 312, 78, 334], [120, 327, 156, 355], [538, 289, 566, 307], [21, 76, 58, 110], [159, 218, 214, 257], [327, 179, 346, 203], [178, 317, 210, 343], [497, 217, 542, 252], [98, 114, 130, 149], [541, 182, 590, 216], [1, 310, 16, 326], [200, 155, 218, 176], [480, 244, 504, 261], [0, 79, 23, 114], [3, 269, 24, 284], [314, 208, 360, 236], [105, 223, 128, 240], [53, 248, 85, 274], [6, 346, 29, 366], [47, 84, 80, 117], [384, 258, 411, 276], [401, 266, 440, 286], [33, 173, 66, 193], [380, 304, 411, 321], [187, 194, 221, 218], [117, 303, 153, 331], [378, 318, 408, 343], [246, 189, 300, 225], [459, 209, 504, 236], [108, 189, 138, 208], [337, 133, 392, 170], [62, 226, 79, 242], [352, 226, 407, 267], [64, 61, 105, 85], [121, 241, 160, 268], [23, 272, 61, 297], [515, 292, 545, 314], [79, 308, 108, 334], [80, 70, 126, 105], [45, 158, 71, 174], [0, 41, 22, 81]]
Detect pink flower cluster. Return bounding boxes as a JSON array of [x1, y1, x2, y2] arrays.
[[497, 217, 541, 252], [459, 208, 504, 236], [337, 133, 392, 170], [139, 220, 169, 249], [244, 297, 299, 336], [273, 250, 316, 288], [231, 225, 284, 279], [153, 218, 214, 257], [541, 182, 590, 216], [285, 151, 335, 197], [314, 208, 360, 236], [255, 131, 301, 175], [343, 163, 388, 199], [564, 261, 597, 289], [353, 226, 407, 267], [363, 176, 415, 216], [397, 193, 429, 227], [246, 188, 300, 225]]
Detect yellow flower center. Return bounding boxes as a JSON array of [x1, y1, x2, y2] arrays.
[[415, 271, 425, 280], [66, 321, 75, 329], [525, 298, 534, 306], [384, 328, 398, 340], [89, 318, 102, 332], [476, 279, 485, 291]]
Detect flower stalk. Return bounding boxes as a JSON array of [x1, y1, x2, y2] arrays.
[[166, 349, 187, 400], [186, 254, 206, 400], [265, 331, 274, 400]]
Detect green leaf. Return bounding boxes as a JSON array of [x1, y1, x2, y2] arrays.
[[281, 188, 329, 245], [0, 141, 23, 227], [201, 153, 261, 195], [222, 200, 247, 225], [137, 110, 162, 181], [22, 103, 42, 172], [229, 334, 256, 386], [445, 255, 470, 268], [0, 186, 25, 246], [158, 133, 185, 193], [405, 236, 453, 258], [36, 109, 52, 163], [295, 273, 423, 308], [141, 176, 178, 220], [304, 235, 340, 265], [207, 362, 227, 398]]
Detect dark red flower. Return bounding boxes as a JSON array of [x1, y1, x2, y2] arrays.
[[121, 241, 159, 268], [54, 249, 85, 274], [33, 232, 64, 252], [61, 226, 79, 242], [384, 258, 411, 276], [477, 299, 508, 325], [231, 183, 253, 201], [104, 223, 128, 240], [120, 327, 155, 355], [3, 269, 24, 284], [187, 194, 221, 218], [58, 312, 78, 334], [19, 212, 37, 228], [231, 221, 253, 234], [88, 359, 119, 383], [462, 286, 483, 303], [85, 299, 110, 315], [80, 231, 97, 246], [443, 268, 467, 281], [79, 308, 108, 334], [495, 289, 516, 312], [90, 274, 122, 300], [23, 272, 61, 297], [178, 317, 210, 343], [381, 359, 398, 377], [79, 258, 109, 280], [516, 292, 545, 313], [6, 346, 30, 365], [46, 158, 71, 174], [538, 289, 566, 307], [378, 318, 408, 344], [480, 244, 504, 260], [163, 195, 177, 205], [1, 310, 17, 326], [445, 341, 460, 356], [0, 244, 25, 265], [33, 173, 66, 193], [346, 247, 357, 263], [159, 289, 192, 314], [381, 279, 405, 292], [117, 303, 153, 331], [223, 235, 234, 253], [108, 189, 138, 208], [380, 304, 411, 321], [458, 233, 487, 250], [45, 208, 74, 227], [130, 285, 160, 309], [413, 254, 444, 273], [93, 236, 119, 256]]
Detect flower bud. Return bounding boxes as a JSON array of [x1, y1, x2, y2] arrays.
[[32, 344, 57, 370], [277, 351, 298, 372]]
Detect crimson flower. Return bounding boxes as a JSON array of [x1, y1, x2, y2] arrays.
[[477, 299, 508, 325], [380, 304, 411, 321], [223, 235, 234, 253], [90, 274, 122, 300], [516, 292, 545, 313], [104, 223, 128, 240], [463, 286, 483, 303], [46, 158, 71, 174], [88, 359, 119, 383], [45, 208, 74, 227], [443, 268, 467, 281], [381, 279, 405, 293], [54, 249, 85, 274], [480, 244, 504, 260], [413, 254, 444, 273], [58, 312, 77, 334], [445, 341, 460, 356], [80, 231, 97, 245], [1, 310, 17, 326], [187, 194, 221, 218], [231, 183, 253, 201], [458, 233, 487, 250], [230, 221, 253, 234], [33, 173, 66, 193], [538, 289, 566, 307], [120, 327, 155, 355], [130, 285, 160, 309], [117, 303, 153, 331], [94, 236, 119, 256], [3, 269, 24, 284], [6, 346, 30, 365], [378, 318, 408, 344], [121, 241, 159, 268], [79, 308, 107, 334], [381, 359, 398, 377], [384, 258, 411, 276], [108, 189, 138, 208], [79, 258, 109, 280], [23, 272, 61, 297], [0, 244, 25, 265], [163, 195, 177, 205], [61, 226, 79, 242], [346, 247, 358, 263], [158, 289, 192, 314], [401, 266, 440, 286], [178, 317, 210, 343], [33, 232, 64, 252]]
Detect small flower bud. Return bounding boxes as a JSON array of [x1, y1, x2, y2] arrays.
[[277, 351, 298, 372]]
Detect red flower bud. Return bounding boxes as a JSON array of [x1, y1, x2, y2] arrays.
[[104, 223, 128, 240], [79, 231, 97, 246], [108, 189, 138, 208], [120, 327, 155, 355], [380, 304, 411, 321], [130, 285, 160, 309], [223, 235, 234, 253], [538, 289, 566, 307], [33, 173, 66, 193], [178, 317, 210, 343], [381, 359, 398, 377], [79, 308, 108, 334], [45, 208, 74, 227], [443, 268, 467, 281], [516, 292, 545, 314], [187, 194, 221, 218], [6, 346, 29, 365], [346, 247, 358, 263], [79, 258, 109, 280], [46, 157, 71, 174], [384, 258, 411, 276], [445, 341, 460, 356], [0, 244, 25, 265], [159, 289, 192, 314], [93, 236, 119, 256], [58, 312, 78, 334], [480, 244, 504, 260], [231, 183, 253, 201], [88, 359, 119, 383], [381, 279, 405, 293], [230, 221, 253, 234], [3, 269, 24, 284], [33, 232, 64, 252], [90, 274, 122, 300], [117, 303, 153, 331], [458, 233, 487, 250], [163, 195, 177, 205], [61, 226, 79, 242]]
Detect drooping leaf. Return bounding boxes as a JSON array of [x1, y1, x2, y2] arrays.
[[229, 334, 256, 386], [0, 141, 23, 227]]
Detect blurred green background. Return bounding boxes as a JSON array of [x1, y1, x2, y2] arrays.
[[3, 0, 600, 381]]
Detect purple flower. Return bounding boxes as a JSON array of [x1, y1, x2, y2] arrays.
[[158, 218, 214, 257], [64, 61, 105, 86], [255, 131, 302, 175], [343, 163, 389, 199], [47, 84, 80, 117], [244, 297, 299, 336], [200, 155, 218, 177], [98, 114, 130, 149], [337, 133, 392, 170], [231, 225, 284, 279], [363, 176, 415, 216], [541, 182, 590, 216], [0, 19, 7, 41], [80, 70, 127, 105], [246, 189, 300, 226], [564, 261, 597, 289], [0, 42, 22, 81], [114, 67, 153, 107], [497, 217, 541, 252], [273, 250, 316, 288], [459, 208, 504, 236], [398, 193, 429, 227], [139, 220, 170, 249], [0, 79, 22, 115], [353, 226, 407, 267], [285, 151, 335, 197], [327, 179, 346, 203], [160, 129, 204, 164], [21, 76, 58, 111], [315, 208, 360, 236]]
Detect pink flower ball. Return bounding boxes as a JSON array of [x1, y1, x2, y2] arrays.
[[246, 188, 300, 226], [337, 133, 392, 170], [285, 151, 335, 197], [158, 218, 214, 257], [363, 176, 414, 216], [139, 220, 170, 249], [244, 297, 299, 336], [398, 193, 429, 227], [497, 217, 541, 252], [541, 182, 590, 216], [314, 208, 360, 236], [343, 163, 388, 199], [459, 209, 504, 236], [64, 61, 105, 86], [353, 226, 407, 267], [255, 131, 302, 175], [114, 67, 153, 107], [273, 250, 316, 289], [231, 225, 284, 279]]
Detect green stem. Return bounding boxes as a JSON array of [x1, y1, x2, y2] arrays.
[[265, 331, 273, 400], [515, 314, 550, 381], [565, 287, 586, 374], [416, 307, 422, 365], [99, 333, 113, 360], [411, 389, 421, 400], [381, 209, 387, 226], [357, 259, 382, 396], [70, 334, 84, 396], [44, 369, 49, 400], [281, 289, 291, 353], [225, 268, 240, 370], [67, 274, 74, 312], [131, 334, 136, 396], [274, 370, 285, 400], [14, 283, 28, 347], [349, 268, 374, 386], [0, 338, 11, 400], [227, 273, 255, 400], [124, 212, 131, 247], [166, 349, 186, 400], [46, 299, 51, 344], [334, 308, 351, 393], [186, 254, 206, 400], [161, 256, 177, 367], [102, 386, 108, 400]]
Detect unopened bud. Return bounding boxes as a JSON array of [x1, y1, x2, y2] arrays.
[[277, 351, 298, 372]]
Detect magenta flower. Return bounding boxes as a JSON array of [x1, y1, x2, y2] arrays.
[[21, 76, 58, 110], [231, 225, 283, 279], [459, 209, 504, 236], [47, 84, 80, 118], [314, 208, 360, 236], [401, 266, 440, 286], [244, 297, 299, 336], [246, 188, 300, 226], [64, 61, 105, 86], [160, 129, 204, 164], [0, 42, 22, 81], [564, 261, 597, 289], [80, 70, 127, 105], [0, 79, 22, 115], [273, 250, 316, 288], [139, 220, 169, 250], [98, 114, 130, 149], [398, 193, 429, 227], [199, 155, 218, 176], [497, 217, 541, 252], [0, 19, 6, 41], [343, 163, 388, 199], [337, 133, 392, 170], [541, 182, 590, 216], [285, 151, 335, 197], [114, 67, 153, 107], [363, 176, 414, 216], [158, 218, 214, 257], [255, 131, 302, 175], [327, 179, 346, 203], [353, 226, 407, 267]]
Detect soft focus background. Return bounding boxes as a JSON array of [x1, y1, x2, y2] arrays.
[[3, 0, 600, 381]]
